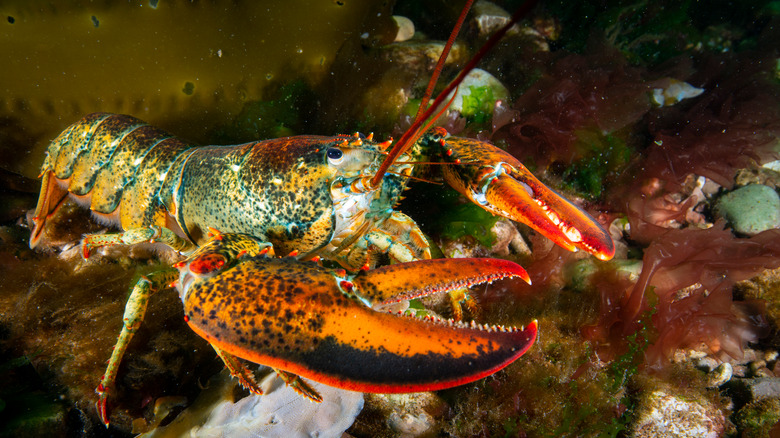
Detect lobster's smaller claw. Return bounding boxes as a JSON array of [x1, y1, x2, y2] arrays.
[[433, 135, 615, 261]]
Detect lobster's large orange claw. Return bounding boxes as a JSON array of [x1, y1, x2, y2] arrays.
[[435, 135, 615, 261], [176, 238, 536, 394]]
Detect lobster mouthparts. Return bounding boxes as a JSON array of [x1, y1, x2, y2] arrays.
[[175, 234, 537, 394]]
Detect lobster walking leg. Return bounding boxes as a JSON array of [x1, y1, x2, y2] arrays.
[[215, 343, 323, 402], [82, 225, 194, 258], [273, 368, 323, 403], [211, 345, 263, 395], [364, 212, 431, 264], [363, 211, 481, 318], [96, 269, 179, 426]]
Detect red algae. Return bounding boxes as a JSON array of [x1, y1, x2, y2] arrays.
[[586, 222, 780, 368], [640, 54, 780, 192], [613, 53, 780, 243], [493, 46, 651, 168]]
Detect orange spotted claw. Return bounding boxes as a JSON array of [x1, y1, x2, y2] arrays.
[[174, 233, 537, 394], [430, 132, 615, 261]]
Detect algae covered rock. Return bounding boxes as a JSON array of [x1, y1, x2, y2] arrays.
[[733, 398, 780, 438], [631, 389, 728, 437], [715, 184, 780, 235], [444, 68, 509, 124]]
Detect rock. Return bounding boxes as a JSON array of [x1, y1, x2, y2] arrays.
[[141, 369, 364, 438], [714, 184, 780, 235], [444, 68, 509, 122], [490, 219, 531, 257], [567, 258, 642, 292], [362, 392, 447, 437], [730, 377, 780, 403], [733, 398, 780, 437], [632, 389, 727, 437]]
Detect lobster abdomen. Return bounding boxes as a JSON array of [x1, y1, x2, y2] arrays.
[[31, 113, 196, 247]]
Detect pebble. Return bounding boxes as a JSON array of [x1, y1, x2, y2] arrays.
[[749, 360, 768, 377], [393, 16, 414, 42], [708, 363, 733, 387], [651, 79, 705, 107], [366, 392, 447, 437], [714, 184, 780, 235], [471, 0, 513, 36]]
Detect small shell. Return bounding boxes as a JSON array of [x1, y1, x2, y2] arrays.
[[651, 79, 705, 107], [393, 16, 415, 42]]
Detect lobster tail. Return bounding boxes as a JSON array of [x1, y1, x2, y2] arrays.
[[30, 113, 195, 248]]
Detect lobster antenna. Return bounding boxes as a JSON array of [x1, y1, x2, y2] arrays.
[[412, 0, 474, 127], [370, 0, 540, 188]]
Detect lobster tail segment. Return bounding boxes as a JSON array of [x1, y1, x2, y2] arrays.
[[29, 113, 198, 248]]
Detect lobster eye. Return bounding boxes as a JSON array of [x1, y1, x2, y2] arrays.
[[326, 147, 344, 164]]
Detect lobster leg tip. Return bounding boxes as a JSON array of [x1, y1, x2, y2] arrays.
[[95, 398, 110, 428]]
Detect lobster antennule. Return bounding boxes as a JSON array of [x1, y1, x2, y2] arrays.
[[411, 0, 474, 126]]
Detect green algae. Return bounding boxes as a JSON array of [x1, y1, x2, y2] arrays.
[[423, 190, 501, 248], [561, 129, 633, 199], [734, 398, 780, 438], [461, 85, 497, 126], [438, 203, 500, 247]]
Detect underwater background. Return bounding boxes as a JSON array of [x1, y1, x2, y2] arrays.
[[1, 0, 780, 436]]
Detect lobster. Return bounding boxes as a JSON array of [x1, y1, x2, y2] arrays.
[[28, 0, 614, 428]]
